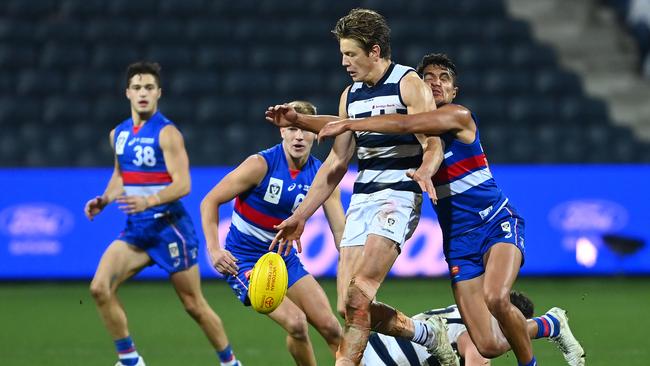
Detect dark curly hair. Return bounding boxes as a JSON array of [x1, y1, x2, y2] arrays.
[[510, 290, 535, 319], [416, 53, 457, 83]]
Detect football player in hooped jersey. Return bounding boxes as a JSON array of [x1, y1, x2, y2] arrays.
[[200, 101, 346, 366], [84, 62, 241, 366], [266, 9, 457, 366], [319, 54, 586, 366], [362, 291, 583, 366]]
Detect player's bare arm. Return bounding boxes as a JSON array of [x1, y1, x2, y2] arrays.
[[200, 155, 267, 275], [319, 103, 476, 142], [321, 187, 346, 251], [265, 87, 351, 133], [409, 138, 444, 204], [400, 72, 444, 202], [84, 129, 125, 220], [271, 88, 354, 255], [116, 125, 190, 214]]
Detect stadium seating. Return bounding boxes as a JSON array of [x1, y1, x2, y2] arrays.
[[0, 0, 648, 166]]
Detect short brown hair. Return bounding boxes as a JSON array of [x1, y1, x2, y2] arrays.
[[332, 8, 391, 59], [289, 100, 317, 115], [126, 61, 162, 88]]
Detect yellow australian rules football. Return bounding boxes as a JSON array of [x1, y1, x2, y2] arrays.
[[248, 252, 288, 314]]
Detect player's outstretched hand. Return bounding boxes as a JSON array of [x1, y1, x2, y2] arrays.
[[210, 248, 239, 275], [116, 195, 149, 214], [318, 120, 350, 142], [84, 195, 107, 221], [265, 104, 298, 128], [407, 168, 438, 205], [270, 215, 306, 256]]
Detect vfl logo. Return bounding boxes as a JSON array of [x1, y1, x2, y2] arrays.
[[264, 177, 283, 204], [115, 131, 130, 155], [168, 242, 179, 258], [264, 296, 275, 308], [501, 221, 513, 239], [387, 217, 396, 226]]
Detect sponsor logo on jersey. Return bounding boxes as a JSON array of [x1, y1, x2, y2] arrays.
[[288, 183, 297, 191], [264, 177, 283, 204]]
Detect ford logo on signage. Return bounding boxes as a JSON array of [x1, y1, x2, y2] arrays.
[[0, 203, 74, 237], [549, 199, 628, 232]]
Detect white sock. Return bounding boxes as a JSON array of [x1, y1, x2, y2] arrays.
[[411, 319, 432, 345]]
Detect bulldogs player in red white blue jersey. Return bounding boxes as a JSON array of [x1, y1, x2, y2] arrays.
[[84, 62, 241, 366], [266, 10, 457, 366], [319, 53, 586, 366], [200, 101, 346, 366]]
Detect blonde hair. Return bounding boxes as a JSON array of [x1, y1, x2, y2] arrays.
[[288, 100, 317, 115]]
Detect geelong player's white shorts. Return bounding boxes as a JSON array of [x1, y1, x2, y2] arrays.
[[340, 190, 422, 248]]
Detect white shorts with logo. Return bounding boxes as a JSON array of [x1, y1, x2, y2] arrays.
[[340, 189, 422, 248]]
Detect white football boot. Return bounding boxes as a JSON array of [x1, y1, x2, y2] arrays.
[[546, 307, 586, 366], [114, 356, 146, 366], [424, 315, 460, 366]]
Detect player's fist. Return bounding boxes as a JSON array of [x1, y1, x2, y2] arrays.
[[84, 195, 107, 221]]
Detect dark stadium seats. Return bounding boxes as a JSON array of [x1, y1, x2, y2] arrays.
[[0, 0, 647, 166]]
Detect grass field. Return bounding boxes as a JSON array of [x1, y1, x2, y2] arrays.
[[2, 277, 648, 365]]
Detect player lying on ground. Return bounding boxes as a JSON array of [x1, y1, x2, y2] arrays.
[[362, 291, 584, 366]]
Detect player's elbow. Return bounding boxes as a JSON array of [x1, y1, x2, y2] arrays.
[[200, 195, 217, 214]]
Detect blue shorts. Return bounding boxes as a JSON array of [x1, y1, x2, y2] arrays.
[[118, 206, 199, 274], [225, 249, 309, 306], [444, 205, 525, 283]]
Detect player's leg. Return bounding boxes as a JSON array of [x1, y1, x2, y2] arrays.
[[529, 308, 586, 366], [170, 265, 240, 365], [337, 246, 363, 318], [453, 276, 511, 358], [337, 234, 398, 366], [483, 243, 533, 364], [267, 297, 318, 366], [287, 274, 342, 354], [90, 240, 151, 365], [90, 240, 150, 337]]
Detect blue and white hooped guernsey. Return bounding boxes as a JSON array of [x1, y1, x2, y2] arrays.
[[225, 144, 322, 259], [346, 63, 423, 196], [433, 112, 509, 238], [113, 111, 184, 219]]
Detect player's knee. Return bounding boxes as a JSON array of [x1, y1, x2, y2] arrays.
[[344, 278, 375, 323], [89, 280, 111, 304], [284, 312, 309, 341], [473, 338, 502, 359], [180, 294, 206, 320], [484, 288, 510, 315]]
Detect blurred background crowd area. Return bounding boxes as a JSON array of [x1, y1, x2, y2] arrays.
[[1, 0, 649, 167]]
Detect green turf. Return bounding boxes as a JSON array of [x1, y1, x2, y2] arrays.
[[2, 277, 648, 365]]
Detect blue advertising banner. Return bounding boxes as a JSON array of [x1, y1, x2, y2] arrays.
[[1, 166, 648, 279]]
